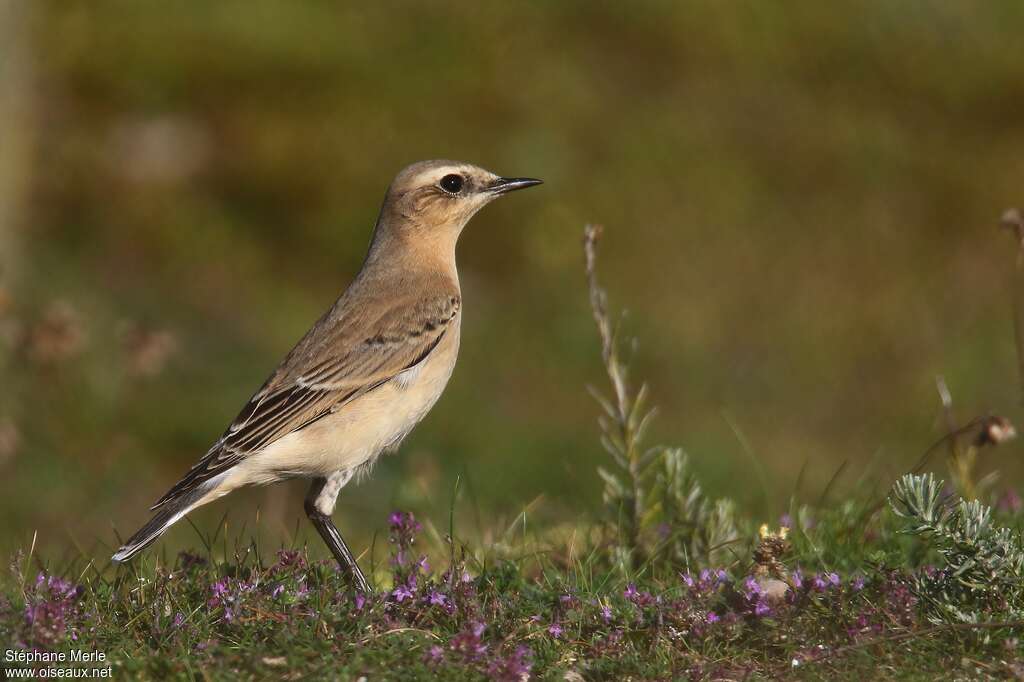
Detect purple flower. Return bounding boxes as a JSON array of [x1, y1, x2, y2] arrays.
[[211, 579, 230, 600], [424, 644, 444, 665], [827, 572, 840, 588], [194, 639, 216, 652], [388, 511, 424, 577], [547, 623, 563, 638], [851, 575, 866, 591], [601, 605, 613, 623], [272, 549, 307, 572], [22, 573, 86, 646], [487, 645, 533, 681], [391, 584, 414, 602], [738, 575, 774, 618], [271, 584, 285, 599], [173, 612, 185, 628], [427, 590, 448, 607], [681, 572, 695, 588], [388, 510, 422, 534], [354, 593, 367, 610], [791, 568, 804, 590], [36, 575, 78, 600], [706, 611, 719, 624], [450, 621, 488, 662], [623, 583, 654, 607]]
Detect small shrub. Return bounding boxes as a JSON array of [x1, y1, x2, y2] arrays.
[[889, 472, 1024, 623], [583, 225, 739, 574]]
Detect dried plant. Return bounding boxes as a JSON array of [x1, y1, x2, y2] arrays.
[[24, 300, 85, 365], [117, 320, 179, 378], [584, 224, 649, 570], [1001, 208, 1024, 404], [932, 377, 1017, 500]]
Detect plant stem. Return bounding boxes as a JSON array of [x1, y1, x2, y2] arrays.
[[1001, 209, 1024, 405], [584, 224, 644, 568]]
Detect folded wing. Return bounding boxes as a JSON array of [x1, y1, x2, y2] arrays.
[[150, 289, 460, 509]]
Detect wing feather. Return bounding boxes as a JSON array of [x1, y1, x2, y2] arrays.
[[150, 289, 460, 509]]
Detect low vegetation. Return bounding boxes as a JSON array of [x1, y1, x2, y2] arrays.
[[3, 226, 1024, 680]]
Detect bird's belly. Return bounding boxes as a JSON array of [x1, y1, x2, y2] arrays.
[[236, 333, 459, 484]]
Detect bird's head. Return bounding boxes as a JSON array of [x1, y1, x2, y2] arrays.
[[377, 160, 541, 246]]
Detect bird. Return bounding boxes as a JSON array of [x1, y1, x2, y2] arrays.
[[111, 160, 542, 592]]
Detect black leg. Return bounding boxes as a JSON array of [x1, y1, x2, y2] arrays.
[[304, 485, 372, 593]]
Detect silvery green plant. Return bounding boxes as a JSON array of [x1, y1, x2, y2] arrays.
[[889, 473, 1024, 623], [584, 225, 737, 572], [657, 448, 738, 566]]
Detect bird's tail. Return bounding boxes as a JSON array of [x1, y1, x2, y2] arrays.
[[111, 491, 203, 564]]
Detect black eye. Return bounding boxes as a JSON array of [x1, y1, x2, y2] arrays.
[[439, 174, 464, 194]]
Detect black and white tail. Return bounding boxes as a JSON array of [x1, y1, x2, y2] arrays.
[[111, 491, 202, 563]]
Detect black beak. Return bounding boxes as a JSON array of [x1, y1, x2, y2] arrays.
[[488, 177, 543, 195]]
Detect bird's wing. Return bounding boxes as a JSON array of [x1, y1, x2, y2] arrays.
[[150, 289, 461, 509]]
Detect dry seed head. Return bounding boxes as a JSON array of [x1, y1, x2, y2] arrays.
[[974, 416, 1017, 448], [754, 524, 791, 578], [118, 321, 179, 377], [26, 301, 85, 364], [758, 524, 789, 541], [1001, 208, 1024, 245]]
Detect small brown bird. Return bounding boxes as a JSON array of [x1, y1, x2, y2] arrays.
[[112, 160, 542, 591]]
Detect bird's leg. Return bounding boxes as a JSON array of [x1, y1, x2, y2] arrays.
[[304, 473, 371, 593], [306, 509, 372, 593]]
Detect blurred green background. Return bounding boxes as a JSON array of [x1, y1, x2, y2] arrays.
[[3, 1, 1024, 561]]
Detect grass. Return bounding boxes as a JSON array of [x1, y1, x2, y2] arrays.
[[3, 226, 1024, 680], [3, 495, 1024, 679]]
